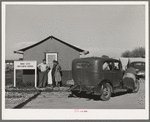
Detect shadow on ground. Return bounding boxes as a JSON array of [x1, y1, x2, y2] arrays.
[[68, 91, 129, 101], [13, 91, 41, 109]]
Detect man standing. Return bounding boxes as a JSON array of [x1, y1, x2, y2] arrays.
[[37, 59, 50, 88]]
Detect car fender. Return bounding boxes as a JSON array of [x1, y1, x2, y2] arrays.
[[93, 79, 113, 95]]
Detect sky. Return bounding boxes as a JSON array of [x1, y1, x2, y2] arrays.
[[5, 3, 145, 60]]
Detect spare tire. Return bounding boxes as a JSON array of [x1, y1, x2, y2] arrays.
[[123, 73, 136, 89], [132, 80, 140, 93]]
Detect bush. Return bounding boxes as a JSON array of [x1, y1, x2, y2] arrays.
[[5, 70, 15, 85]]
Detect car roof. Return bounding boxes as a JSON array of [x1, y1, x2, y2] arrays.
[[74, 57, 120, 62]]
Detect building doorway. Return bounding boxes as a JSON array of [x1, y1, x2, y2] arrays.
[[46, 53, 57, 68], [46, 53, 57, 85]]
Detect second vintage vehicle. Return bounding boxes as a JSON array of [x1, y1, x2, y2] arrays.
[[128, 61, 145, 78], [68, 57, 140, 101]]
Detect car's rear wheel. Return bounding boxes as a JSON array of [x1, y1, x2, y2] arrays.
[[132, 80, 140, 93], [100, 83, 111, 101]]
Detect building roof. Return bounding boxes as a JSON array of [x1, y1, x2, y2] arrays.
[[18, 36, 85, 52]]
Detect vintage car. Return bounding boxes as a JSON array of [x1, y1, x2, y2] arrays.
[[68, 57, 140, 101], [128, 61, 145, 78]]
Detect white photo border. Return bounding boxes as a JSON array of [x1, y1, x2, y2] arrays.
[[2, 1, 149, 120]]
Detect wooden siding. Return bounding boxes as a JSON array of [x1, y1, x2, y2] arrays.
[[23, 38, 80, 70]]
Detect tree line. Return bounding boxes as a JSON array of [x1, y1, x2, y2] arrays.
[[121, 47, 145, 58]]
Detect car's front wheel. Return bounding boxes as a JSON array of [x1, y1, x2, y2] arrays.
[[100, 83, 112, 101]]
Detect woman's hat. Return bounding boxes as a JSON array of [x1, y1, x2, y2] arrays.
[[53, 60, 58, 64]]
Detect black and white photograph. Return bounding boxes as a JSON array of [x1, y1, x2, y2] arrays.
[[2, 1, 149, 120]]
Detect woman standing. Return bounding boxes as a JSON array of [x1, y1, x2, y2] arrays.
[[51, 60, 57, 87], [54, 61, 62, 87]]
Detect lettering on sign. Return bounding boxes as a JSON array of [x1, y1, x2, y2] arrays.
[[14, 61, 36, 69]]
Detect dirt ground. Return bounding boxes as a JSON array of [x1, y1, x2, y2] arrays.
[[19, 79, 145, 109], [5, 86, 39, 109]]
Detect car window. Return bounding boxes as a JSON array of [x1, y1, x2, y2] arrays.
[[102, 61, 113, 71], [114, 62, 121, 70], [76, 62, 89, 69], [134, 62, 144, 66], [131, 62, 145, 68]]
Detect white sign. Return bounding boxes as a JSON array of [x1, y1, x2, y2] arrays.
[[14, 61, 37, 87], [14, 61, 36, 69]]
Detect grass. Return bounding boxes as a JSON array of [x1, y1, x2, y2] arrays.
[[5, 70, 35, 88], [5, 69, 69, 93], [5, 70, 22, 85]]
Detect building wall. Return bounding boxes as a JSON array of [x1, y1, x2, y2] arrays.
[[23, 37, 80, 71]]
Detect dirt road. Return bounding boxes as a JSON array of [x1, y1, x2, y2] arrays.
[[22, 79, 145, 109]]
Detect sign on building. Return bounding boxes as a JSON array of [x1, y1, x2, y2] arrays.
[[14, 61, 37, 87]]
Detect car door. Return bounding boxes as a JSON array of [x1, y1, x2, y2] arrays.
[[113, 61, 123, 87], [102, 61, 114, 84]]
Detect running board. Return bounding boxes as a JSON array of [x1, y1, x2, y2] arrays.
[[86, 91, 94, 94], [113, 88, 127, 93]]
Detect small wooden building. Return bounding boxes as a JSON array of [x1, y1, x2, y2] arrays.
[[14, 36, 89, 85]]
